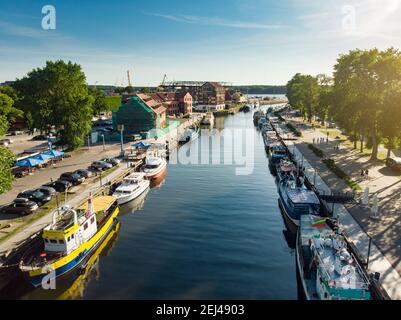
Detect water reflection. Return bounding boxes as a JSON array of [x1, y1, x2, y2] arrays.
[[119, 188, 150, 216], [150, 170, 167, 189]]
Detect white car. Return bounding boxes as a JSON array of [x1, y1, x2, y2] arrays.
[[91, 160, 113, 171]]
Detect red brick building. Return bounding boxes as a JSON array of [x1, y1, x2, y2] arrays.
[[150, 92, 193, 116]]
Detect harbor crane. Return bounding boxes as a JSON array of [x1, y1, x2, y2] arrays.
[[161, 74, 168, 86], [127, 70, 133, 87]]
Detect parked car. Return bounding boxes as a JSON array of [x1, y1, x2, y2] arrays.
[[101, 157, 121, 167], [0, 138, 13, 145], [59, 172, 85, 185], [17, 190, 51, 206], [0, 198, 39, 216], [91, 160, 113, 171], [12, 166, 30, 178], [31, 134, 48, 141], [132, 134, 142, 141], [74, 169, 93, 179], [36, 186, 57, 197], [386, 157, 401, 171], [43, 180, 72, 192]]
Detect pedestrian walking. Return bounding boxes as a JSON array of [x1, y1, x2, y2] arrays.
[[365, 169, 369, 176], [361, 169, 365, 177], [313, 137, 315, 144]]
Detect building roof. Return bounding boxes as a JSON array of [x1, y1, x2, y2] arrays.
[[203, 82, 225, 89], [137, 93, 166, 114]]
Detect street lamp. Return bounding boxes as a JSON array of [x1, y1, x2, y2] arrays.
[[118, 124, 125, 156], [64, 186, 69, 206], [101, 134, 105, 151]]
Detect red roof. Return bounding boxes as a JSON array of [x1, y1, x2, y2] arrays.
[[137, 94, 166, 114]]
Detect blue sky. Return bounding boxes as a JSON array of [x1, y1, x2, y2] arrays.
[[1, 0, 401, 86]]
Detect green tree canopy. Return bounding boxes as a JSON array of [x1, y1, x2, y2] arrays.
[[89, 87, 109, 116], [14, 60, 94, 150], [0, 147, 16, 195]]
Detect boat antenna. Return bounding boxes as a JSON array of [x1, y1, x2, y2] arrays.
[[86, 192, 95, 218]]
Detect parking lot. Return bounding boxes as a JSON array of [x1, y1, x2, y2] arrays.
[[2, 133, 50, 156], [0, 141, 129, 206]]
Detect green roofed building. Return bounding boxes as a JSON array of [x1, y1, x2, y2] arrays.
[[112, 94, 167, 137]]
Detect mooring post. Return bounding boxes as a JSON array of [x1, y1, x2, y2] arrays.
[[366, 236, 372, 271]]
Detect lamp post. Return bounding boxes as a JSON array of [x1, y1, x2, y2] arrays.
[[101, 134, 105, 151], [64, 186, 69, 206], [118, 124, 124, 157]]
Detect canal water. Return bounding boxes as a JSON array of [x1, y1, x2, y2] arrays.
[[2, 107, 298, 300]]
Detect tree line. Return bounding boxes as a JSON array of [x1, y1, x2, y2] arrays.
[[286, 48, 401, 160], [0, 60, 119, 195], [0, 60, 117, 149]]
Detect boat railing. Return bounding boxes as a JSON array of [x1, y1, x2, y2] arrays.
[[312, 243, 370, 290]]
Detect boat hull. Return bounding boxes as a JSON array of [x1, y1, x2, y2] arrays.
[[115, 183, 150, 205], [21, 206, 120, 288], [295, 231, 312, 300], [278, 197, 300, 228], [143, 160, 167, 180]]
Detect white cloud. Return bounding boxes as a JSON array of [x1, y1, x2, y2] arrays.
[[150, 13, 284, 29]]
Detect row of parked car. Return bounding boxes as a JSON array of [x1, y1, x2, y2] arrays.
[[0, 157, 121, 216]]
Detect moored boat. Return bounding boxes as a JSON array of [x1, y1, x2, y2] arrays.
[[142, 156, 167, 180], [201, 112, 214, 126], [253, 110, 264, 126], [19, 195, 119, 287], [112, 172, 150, 205], [179, 126, 199, 143], [296, 214, 371, 300], [276, 158, 298, 181], [268, 144, 288, 166], [278, 176, 320, 227]]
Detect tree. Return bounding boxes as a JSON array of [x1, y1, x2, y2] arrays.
[[14, 60, 94, 150], [89, 88, 109, 116], [333, 48, 401, 160], [0, 92, 23, 123], [0, 147, 16, 195], [287, 73, 320, 122], [0, 115, 8, 136]]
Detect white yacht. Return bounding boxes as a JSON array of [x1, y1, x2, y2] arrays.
[[112, 172, 150, 205], [142, 156, 167, 180]]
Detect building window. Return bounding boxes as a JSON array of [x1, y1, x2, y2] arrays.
[[58, 240, 64, 244], [91, 217, 95, 224], [84, 223, 88, 230], [50, 239, 57, 244]]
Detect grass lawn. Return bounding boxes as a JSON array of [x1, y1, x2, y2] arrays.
[[319, 127, 388, 161]]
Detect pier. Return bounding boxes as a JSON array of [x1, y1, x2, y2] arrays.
[[268, 112, 401, 300]]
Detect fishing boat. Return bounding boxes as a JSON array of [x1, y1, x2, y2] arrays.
[[179, 126, 199, 143], [258, 117, 267, 129], [276, 158, 298, 181], [112, 172, 150, 205], [262, 131, 280, 152], [296, 215, 371, 300], [19, 195, 119, 287], [201, 112, 214, 126], [56, 221, 120, 300], [142, 156, 167, 180], [268, 145, 288, 165], [253, 111, 264, 126], [278, 176, 320, 227], [242, 105, 251, 113]]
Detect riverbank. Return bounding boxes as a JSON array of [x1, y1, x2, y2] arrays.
[[0, 116, 201, 255], [271, 112, 401, 300]]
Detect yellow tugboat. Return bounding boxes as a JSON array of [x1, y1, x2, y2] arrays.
[[19, 195, 119, 287]]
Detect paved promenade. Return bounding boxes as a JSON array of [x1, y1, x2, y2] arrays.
[[0, 162, 131, 253], [278, 118, 401, 299]]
